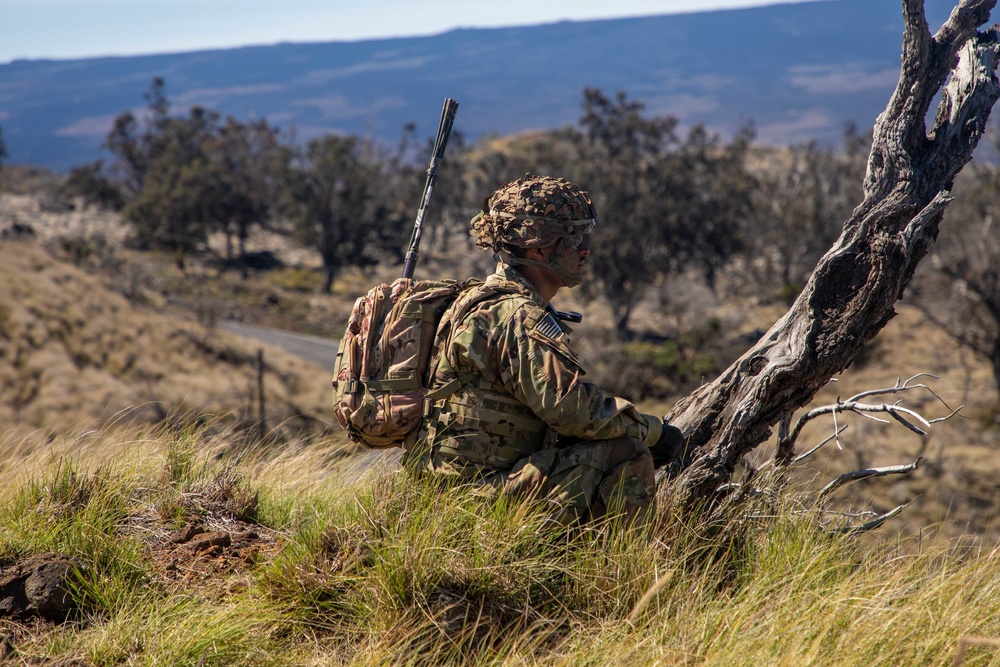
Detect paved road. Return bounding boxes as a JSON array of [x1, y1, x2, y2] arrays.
[[219, 321, 405, 473], [219, 321, 339, 371]]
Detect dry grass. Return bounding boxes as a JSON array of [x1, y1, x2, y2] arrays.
[[3, 421, 1000, 666], [0, 239, 335, 441]]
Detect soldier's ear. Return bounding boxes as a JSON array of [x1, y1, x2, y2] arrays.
[[524, 246, 547, 261], [534, 244, 559, 261]]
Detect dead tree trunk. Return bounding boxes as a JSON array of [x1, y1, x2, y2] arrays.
[[664, 0, 1000, 505]]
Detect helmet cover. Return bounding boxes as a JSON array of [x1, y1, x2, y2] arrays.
[[471, 174, 598, 252]]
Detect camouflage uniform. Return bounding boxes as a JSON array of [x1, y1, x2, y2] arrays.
[[408, 175, 664, 524]]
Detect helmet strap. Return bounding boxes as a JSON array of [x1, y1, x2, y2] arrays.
[[495, 249, 547, 273], [495, 238, 582, 289], [546, 237, 582, 288]]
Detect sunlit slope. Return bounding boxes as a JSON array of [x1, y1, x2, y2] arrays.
[[0, 241, 333, 438]]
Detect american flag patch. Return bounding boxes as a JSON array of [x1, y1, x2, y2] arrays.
[[534, 313, 562, 340]]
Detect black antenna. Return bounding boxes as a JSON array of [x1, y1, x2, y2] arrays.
[[401, 98, 459, 279]]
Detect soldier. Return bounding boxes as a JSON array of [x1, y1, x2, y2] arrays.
[[407, 174, 686, 525]]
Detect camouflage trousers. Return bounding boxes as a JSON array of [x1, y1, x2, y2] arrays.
[[417, 437, 656, 525]]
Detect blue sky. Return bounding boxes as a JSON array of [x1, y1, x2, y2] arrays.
[[2, 0, 819, 64]]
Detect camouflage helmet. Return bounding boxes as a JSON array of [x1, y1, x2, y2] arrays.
[[471, 174, 598, 252]]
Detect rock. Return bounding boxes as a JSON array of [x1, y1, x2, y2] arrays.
[[241, 250, 283, 271], [1, 222, 36, 239], [0, 569, 30, 618], [188, 532, 231, 553], [0, 553, 84, 621], [26, 560, 77, 618], [169, 523, 206, 544], [428, 589, 471, 635]]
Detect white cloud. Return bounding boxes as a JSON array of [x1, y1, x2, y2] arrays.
[[755, 108, 836, 143], [290, 94, 408, 121], [790, 64, 900, 95], [294, 57, 436, 86], [173, 84, 287, 108], [55, 113, 119, 137]]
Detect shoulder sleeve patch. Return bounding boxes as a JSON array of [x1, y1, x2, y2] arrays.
[[526, 313, 585, 372], [534, 312, 563, 341]]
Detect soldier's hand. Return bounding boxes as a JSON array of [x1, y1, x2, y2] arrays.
[[650, 419, 685, 468]]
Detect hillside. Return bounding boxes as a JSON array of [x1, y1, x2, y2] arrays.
[[1, 182, 1000, 662], [0, 0, 976, 171], [0, 237, 337, 442], [1, 184, 999, 544]]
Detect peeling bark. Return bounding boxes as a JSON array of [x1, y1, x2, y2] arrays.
[[664, 0, 1000, 505]]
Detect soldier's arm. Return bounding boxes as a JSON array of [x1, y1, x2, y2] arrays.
[[496, 309, 663, 446]]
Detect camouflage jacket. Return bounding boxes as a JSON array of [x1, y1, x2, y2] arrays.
[[422, 263, 663, 473]]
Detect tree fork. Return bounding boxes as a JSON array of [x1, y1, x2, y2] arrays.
[[662, 0, 1000, 505]]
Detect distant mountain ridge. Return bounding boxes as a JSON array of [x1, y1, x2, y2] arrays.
[[0, 0, 968, 171]]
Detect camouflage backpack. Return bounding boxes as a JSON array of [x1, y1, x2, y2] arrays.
[[333, 276, 489, 449]]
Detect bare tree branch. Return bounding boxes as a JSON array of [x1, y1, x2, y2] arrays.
[[846, 373, 949, 404], [774, 374, 962, 464], [954, 636, 1000, 666], [820, 459, 923, 497], [816, 509, 881, 520], [791, 425, 848, 464], [739, 373, 958, 533], [832, 503, 910, 534]]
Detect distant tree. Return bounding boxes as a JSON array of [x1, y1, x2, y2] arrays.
[[577, 88, 754, 339], [575, 89, 679, 339], [415, 129, 471, 258], [914, 127, 1000, 392], [91, 78, 289, 264], [61, 160, 125, 211], [123, 105, 224, 257], [283, 135, 382, 293], [355, 123, 472, 265], [103, 77, 171, 200], [743, 125, 869, 299], [126, 156, 223, 260], [207, 117, 287, 265], [660, 123, 755, 292], [367, 123, 427, 264]]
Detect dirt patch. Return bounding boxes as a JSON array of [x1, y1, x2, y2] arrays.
[[121, 507, 282, 593], [158, 523, 275, 587]]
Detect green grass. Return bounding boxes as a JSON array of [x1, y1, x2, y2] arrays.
[[2, 420, 1000, 666]]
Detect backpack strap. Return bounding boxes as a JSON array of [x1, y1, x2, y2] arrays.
[[422, 372, 479, 408], [421, 283, 526, 414], [362, 376, 422, 392]]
